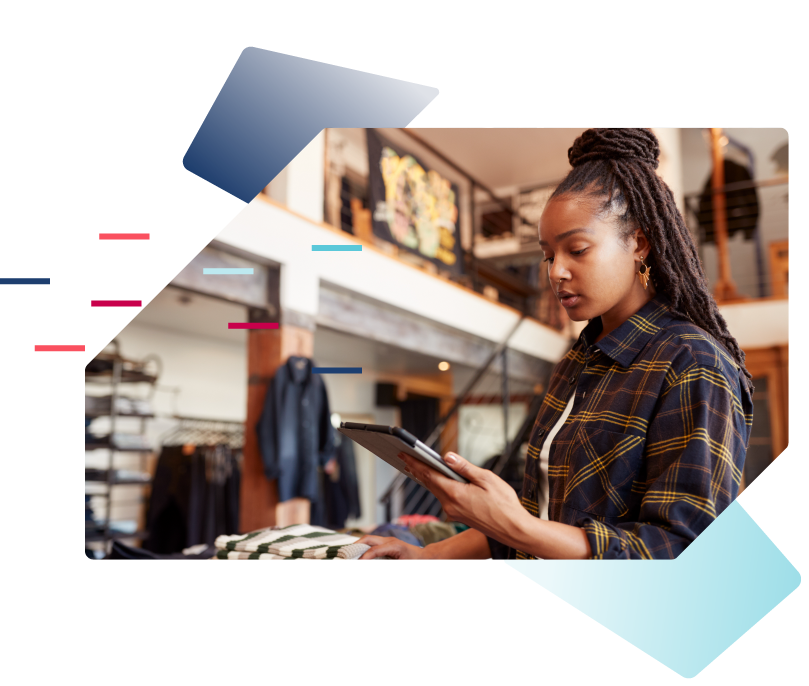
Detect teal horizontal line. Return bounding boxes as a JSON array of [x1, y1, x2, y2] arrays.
[[311, 245, 362, 252], [203, 268, 254, 275]]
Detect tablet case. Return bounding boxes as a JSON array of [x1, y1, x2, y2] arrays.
[[338, 422, 469, 485]]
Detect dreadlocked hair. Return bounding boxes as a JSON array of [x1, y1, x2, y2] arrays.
[[551, 128, 753, 386]]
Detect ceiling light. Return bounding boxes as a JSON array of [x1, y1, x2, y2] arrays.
[[438, 361, 450, 371]]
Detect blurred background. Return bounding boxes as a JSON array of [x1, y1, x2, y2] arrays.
[[85, 128, 788, 558]]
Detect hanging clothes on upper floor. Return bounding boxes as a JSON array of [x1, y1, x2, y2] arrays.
[[255, 355, 336, 505], [697, 159, 760, 243]]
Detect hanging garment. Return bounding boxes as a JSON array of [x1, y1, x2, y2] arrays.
[[697, 159, 760, 243], [322, 432, 362, 530], [143, 444, 241, 554], [215, 523, 369, 560], [195, 445, 241, 548], [255, 356, 336, 503]]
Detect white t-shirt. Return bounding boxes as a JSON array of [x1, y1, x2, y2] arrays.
[[537, 394, 575, 520]]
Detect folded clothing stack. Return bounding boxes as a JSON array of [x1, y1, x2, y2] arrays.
[[84, 432, 152, 450], [131, 399, 152, 415], [110, 433, 152, 450], [85, 395, 153, 416], [214, 523, 370, 560]]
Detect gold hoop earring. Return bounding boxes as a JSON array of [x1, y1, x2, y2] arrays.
[[638, 255, 651, 290]]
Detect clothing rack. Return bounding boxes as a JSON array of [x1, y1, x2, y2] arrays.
[[85, 341, 159, 555], [145, 416, 243, 554], [159, 415, 245, 450]]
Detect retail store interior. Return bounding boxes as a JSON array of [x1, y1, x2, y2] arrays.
[[85, 128, 788, 559]]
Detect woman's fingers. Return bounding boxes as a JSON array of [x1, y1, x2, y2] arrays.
[[359, 542, 399, 560], [357, 537, 422, 560], [355, 534, 426, 559], [355, 535, 388, 547], [355, 535, 394, 560], [398, 452, 429, 487]]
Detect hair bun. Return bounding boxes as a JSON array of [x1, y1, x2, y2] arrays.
[[568, 128, 660, 169]]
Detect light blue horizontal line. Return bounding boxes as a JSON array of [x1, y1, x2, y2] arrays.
[[311, 245, 362, 252], [203, 268, 254, 275]]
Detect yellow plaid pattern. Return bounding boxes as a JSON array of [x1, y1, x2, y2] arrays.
[[515, 293, 753, 560]]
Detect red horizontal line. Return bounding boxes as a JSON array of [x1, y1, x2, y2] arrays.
[[98, 233, 208, 255], [35, 345, 85, 352], [91, 300, 142, 307], [228, 322, 280, 329]]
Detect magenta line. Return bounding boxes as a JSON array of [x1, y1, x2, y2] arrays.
[[228, 322, 280, 329], [91, 300, 142, 307], [99, 233, 150, 240], [35, 345, 85, 352]]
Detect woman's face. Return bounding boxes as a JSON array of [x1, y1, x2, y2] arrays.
[[538, 194, 651, 325]]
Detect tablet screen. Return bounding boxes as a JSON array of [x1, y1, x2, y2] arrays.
[[338, 424, 469, 484]]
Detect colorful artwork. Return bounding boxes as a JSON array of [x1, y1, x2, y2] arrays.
[[367, 130, 463, 272]]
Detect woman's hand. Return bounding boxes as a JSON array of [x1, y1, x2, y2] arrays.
[[399, 451, 529, 548], [356, 535, 430, 560]]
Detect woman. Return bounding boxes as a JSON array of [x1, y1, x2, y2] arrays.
[[358, 128, 754, 560]]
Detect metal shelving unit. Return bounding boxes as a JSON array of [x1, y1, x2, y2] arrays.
[[85, 341, 160, 557]]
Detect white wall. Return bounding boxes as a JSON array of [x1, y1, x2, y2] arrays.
[[719, 298, 788, 349], [653, 127, 685, 212], [285, 131, 325, 223]]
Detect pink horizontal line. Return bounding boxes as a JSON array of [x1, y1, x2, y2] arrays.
[[228, 322, 280, 329], [34, 345, 96, 367], [91, 300, 142, 307], [98, 233, 208, 255]]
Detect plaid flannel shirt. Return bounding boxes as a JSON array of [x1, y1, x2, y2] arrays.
[[516, 293, 753, 560]]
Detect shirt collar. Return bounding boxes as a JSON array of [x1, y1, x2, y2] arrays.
[[286, 355, 312, 384], [580, 293, 675, 368]]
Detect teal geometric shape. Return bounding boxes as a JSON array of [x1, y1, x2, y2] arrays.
[[311, 245, 363, 251], [508, 501, 800, 677]]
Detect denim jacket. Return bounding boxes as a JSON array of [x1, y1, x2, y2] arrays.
[[256, 356, 335, 502]]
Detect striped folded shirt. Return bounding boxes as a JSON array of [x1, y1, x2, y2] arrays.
[[216, 549, 369, 560], [214, 523, 370, 560]]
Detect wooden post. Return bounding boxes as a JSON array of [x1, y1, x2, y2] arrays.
[[710, 128, 741, 301], [439, 392, 459, 457], [350, 197, 373, 242], [239, 323, 315, 533], [768, 240, 789, 297]]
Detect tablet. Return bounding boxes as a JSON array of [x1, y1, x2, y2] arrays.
[[338, 422, 469, 485]]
